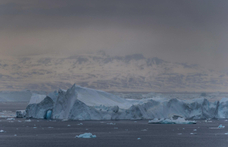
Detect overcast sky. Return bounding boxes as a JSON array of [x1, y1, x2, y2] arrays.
[[1, 0, 228, 71]]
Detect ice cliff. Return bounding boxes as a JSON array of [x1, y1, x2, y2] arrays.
[[25, 84, 228, 120]]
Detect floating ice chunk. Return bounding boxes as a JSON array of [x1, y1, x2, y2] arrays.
[[6, 118, 15, 121], [177, 133, 182, 135], [193, 129, 197, 131], [218, 124, 225, 129], [75, 133, 96, 138], [141, 129, 147, 131], [14, 134, 17, 136], [0, 130, 4, 133], [137, 138, 141, 140], [225, 133, 228, 135], [114, 127, 118, 129], [25, 119, 31, 122], [205, 119, 212, 123], [107, 123, 116, 125], [77, 123, 83, 125], [48, 127, 53, 128], [16, 110, 26, 118], [190, 133, 197, 135], [33, 127, 37, 129], [67, 125, 71, 127], [148, 118, 196, 124]]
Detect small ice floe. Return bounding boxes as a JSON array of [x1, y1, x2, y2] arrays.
[[193, 129, 197, 131], [6, 118, 15, 121], [14, 134, 17, 136], [85, 128, 88, 130], [62, 119, 68, 122], [107, 123, 116, 125], [77, 123, 83, 125], [190, 133, 197, 135], [114, 127, 118, 129], [148, 118, 196, 124], [137, 138, 141, 140], [33, 127, 37, 129], [209, 124, 225, 129], [25, 119, 31, 122], [205, 120, 212, 123], [16, 110, 26, 118], [218, 124, 225, 129], [141, 129, 148, 131], [177, 133, 182, 135], [0, 130, 5, 133], [75, 133, 96, 138], [67, 125, 71, 127], [225, 120, 228, 122], [48, 127, 53, 128]]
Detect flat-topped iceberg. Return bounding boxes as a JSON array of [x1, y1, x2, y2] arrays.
[[25, 84, 228, 120]]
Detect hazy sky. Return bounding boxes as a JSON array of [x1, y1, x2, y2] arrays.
[[1, 0, 228, 71]]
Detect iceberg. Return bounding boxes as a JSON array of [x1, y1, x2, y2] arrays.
[[24, 84, 228, 120], [75, 133, 96, 138]]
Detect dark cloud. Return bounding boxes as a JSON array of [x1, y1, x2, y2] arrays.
[[0, 0, 228, 71]]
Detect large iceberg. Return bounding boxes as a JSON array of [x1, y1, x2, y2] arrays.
[[25, 84, 228, 120]]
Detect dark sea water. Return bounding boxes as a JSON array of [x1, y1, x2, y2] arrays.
[[1, 103, 228, 147], [0, 118, 228, 147]]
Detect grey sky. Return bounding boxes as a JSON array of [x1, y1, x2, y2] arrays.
[[1, 0, 228, 71]]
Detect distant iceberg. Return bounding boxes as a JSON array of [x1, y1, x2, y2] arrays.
[[25, 84, 228, 120]]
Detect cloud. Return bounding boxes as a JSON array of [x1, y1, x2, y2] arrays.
[[0, 0, 228, 71]]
